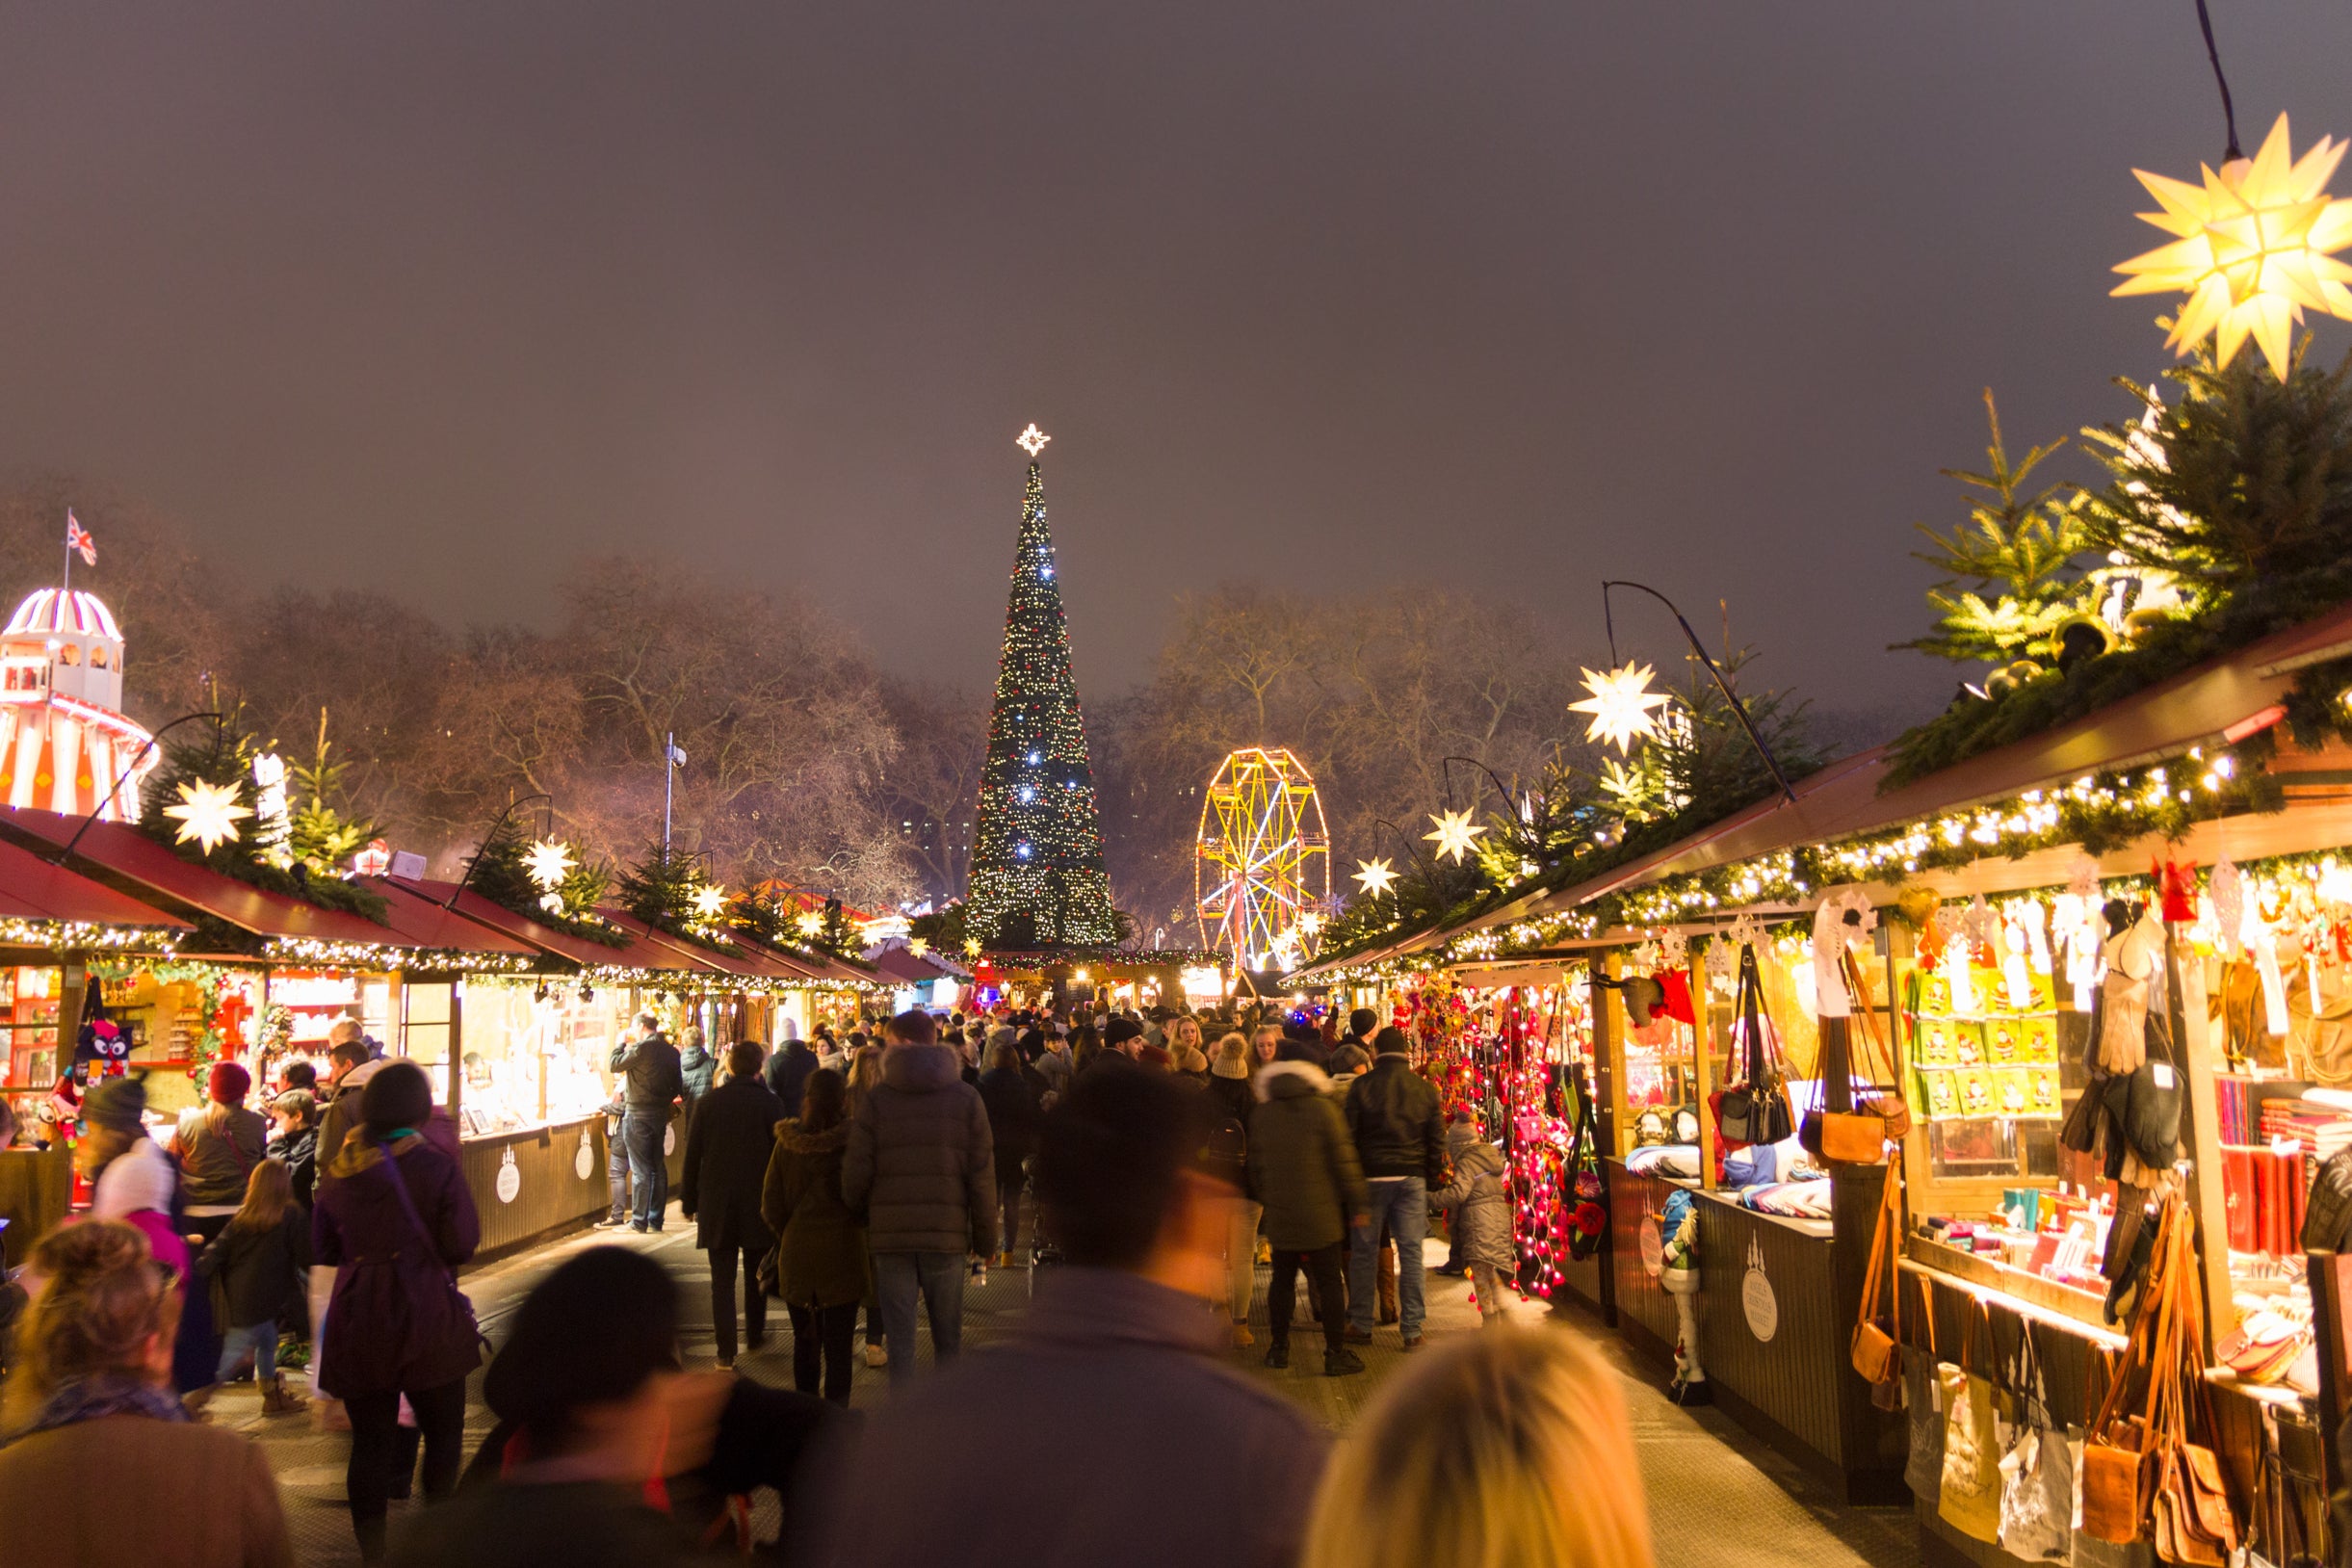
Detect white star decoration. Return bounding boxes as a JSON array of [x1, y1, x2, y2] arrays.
[[1571, 663, 1672, 753], [691, 886, 728, 922], [164, 780, 252, 853], [1352, 857, 1399, 899], [1295, 910, 1323, 937], [1015, 423, 1051, 458], [797, 910, 826, 939], [1424, 807, 1487, 865], [523, 838, 574, 892], [2113, 114, 2352, 379]]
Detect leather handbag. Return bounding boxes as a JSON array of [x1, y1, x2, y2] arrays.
[[1849, 1157, 1903, 1386], [1717, 946, 1793, 1145], [2080, 1203, 2184, 1543], [1805, 952, 1909, 1163]]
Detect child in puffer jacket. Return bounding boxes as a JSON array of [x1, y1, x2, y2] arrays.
[[1434, 1111, 1513, 1325]]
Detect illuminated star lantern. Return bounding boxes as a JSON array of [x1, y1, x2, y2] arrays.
[[1353, 857, 1399, 899], [691, 885, 728, 923], [1295, 910, 1323, 937], [164, 779, 252, 853], [907, 937, 929, 959], [523, 838, 574, 892], [1424, 807, 1487, 865], [2113, 114, 2352, 380], [1015, 423, 1051, 458], [797, 910, 826, 939], [1571, 663, 1672, 753], [963, 936, 983, 959]]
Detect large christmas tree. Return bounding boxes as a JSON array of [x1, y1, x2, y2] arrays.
[[965, 427, 1116, 950]]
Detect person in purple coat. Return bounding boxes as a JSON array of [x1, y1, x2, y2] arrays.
[[312, 1060, 483, 1561]]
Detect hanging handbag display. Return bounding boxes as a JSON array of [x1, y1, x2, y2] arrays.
[[1937, 1296, 2004, 1543], [1849, 1157, 1904, 1387], [1716, 945, 1793, 1146], [2080, 1197, 2188, 1544], [1996, 1320, 2074, 1562], [1806, 952, 1912, 1163]]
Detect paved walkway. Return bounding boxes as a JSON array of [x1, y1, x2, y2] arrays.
[[224, 1209, 1919, 1566]]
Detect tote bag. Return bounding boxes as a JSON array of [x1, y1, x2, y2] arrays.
[[1938, 1301, 2004, 1543]]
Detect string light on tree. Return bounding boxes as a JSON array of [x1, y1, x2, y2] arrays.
[[2113, 115, 2352, 379], [1353, 858, 1399, 899], [164, 779, 251, 853], [523, 839, 575, 892], [1424, 807, 1487, 866], [1570, 663, 1672, 752]]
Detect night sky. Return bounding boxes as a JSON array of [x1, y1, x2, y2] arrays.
[[3, 4, 2348, 722]]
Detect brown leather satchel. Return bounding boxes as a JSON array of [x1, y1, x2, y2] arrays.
[[2080, 1204, 2186, 1543], [1849, 1158, 1903, 1385], [1815, 954, 1911, 1163]]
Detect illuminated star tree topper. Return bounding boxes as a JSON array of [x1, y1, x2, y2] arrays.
[[2113, 114, 2352, 379]]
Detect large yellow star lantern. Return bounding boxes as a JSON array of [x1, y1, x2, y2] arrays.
[[523, 838, 574, 892], [2113, 114, 2352, 380], [165, 780, 252, 853], [797, 909, 826, 939], [907, 937, 929, 959], [1424, 807, 1487, 865], [963, 936, 983, 959], [691, 885, 729, 923], [1571, 663, 1672, 753], [1352, 857, 1398, 899]]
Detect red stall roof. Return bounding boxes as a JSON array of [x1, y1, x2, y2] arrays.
[[380, 875, 697, 976], [0, 808, 533, 970], [0, 834, 193, 944]]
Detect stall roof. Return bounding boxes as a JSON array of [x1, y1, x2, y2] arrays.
[[376, 875, 693, 975], [596, 908, 786, 984], [0, 834, 194, 943], [0, 808, 530, 969], [1297, 597, 2352, 977]]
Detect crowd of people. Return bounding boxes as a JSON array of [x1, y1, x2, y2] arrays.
[[0, 1002, 1653, 1567]]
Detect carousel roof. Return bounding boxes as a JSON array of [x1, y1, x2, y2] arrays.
[[5, 588, 121, 641]]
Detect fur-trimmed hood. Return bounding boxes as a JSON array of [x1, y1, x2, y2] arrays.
[[1253, 1058, 1331, 1103], [774, 1118, 850, 1156]]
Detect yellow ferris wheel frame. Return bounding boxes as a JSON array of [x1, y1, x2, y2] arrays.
[[1195, 746, 1331, 970]]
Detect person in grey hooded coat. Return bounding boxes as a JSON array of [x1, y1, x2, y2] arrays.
[[1434, 1111, 1513, 1325], [843, 1010, 996, 1383]]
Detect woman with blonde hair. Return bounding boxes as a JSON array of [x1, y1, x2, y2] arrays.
[[1303, 1327, 1653, 1568], [0, 1220, 292, 1567], [843, 1042, 891, 1368]]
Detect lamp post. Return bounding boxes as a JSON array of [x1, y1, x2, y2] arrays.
[[1600, 580, 1798, 805], [53, 711, 223, 864]]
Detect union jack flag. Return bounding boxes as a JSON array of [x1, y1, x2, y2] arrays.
[[65, 511, 94, 566]]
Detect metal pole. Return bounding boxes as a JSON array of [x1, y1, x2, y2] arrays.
[[54, 711, 224, 863], [664, 731, 675, 852], [1600, 580, 1799, 805]]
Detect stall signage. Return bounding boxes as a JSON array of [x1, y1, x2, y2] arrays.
[[1740, 1235, 1778, 1343], [1638, 1214, 1663, 1279], [575, 1127, 594, 1182], [664, 1122, 677, 1158], [273, 975, 359, 1009], [494, 1147, 521, 1205]]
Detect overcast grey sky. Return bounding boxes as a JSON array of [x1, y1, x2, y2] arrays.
[[2, 3, 2346, 720]]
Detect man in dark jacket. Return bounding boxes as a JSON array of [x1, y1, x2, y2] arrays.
[[764, 1027, 821, 1118], [820, 1064, 1330, 1568], [1343, 1026, 1445, 1349], [1249, 1059, 1367, 1376], [611, 1013, 686, 1233], [680, 1040, 784, 1368], [843, 1010, 995, 1384]]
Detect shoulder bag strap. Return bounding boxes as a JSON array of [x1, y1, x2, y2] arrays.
[[379, 1144, 452, 1278]]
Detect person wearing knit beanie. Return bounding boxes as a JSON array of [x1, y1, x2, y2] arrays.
[[207, 1059, 252, 1106]]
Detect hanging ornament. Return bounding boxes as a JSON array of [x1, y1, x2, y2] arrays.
[[2001, 915, 2035, 1013], [1424, 808, 1487, 865], [2112, 115, 2352, 380], [1570, 664, 1672, 753], [2154, 856, 2200, 924], [1946, 934, 1979, 1015], [1352, 857, 1399, 899], [164, 779, 252, 853], [1811, 887, 1876, 1018], [1655, 928, 1689, 970], [2210, 856, 2246, 958], [524, 839, 575, 892]]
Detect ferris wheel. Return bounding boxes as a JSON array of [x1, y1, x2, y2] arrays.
[[1195, 746, 1331, 970]]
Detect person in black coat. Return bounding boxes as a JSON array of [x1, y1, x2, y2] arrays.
[[764, 1030, 822, 1119], [680, 1041, 786, 1367], [976, 1043, 1041, 1265]]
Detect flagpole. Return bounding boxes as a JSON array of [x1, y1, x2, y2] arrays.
[[61, 512, 71, 598]]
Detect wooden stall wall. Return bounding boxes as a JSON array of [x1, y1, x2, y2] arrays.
[[0, 1142, 69, 1266], [461, 1114, 682, 1259]]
